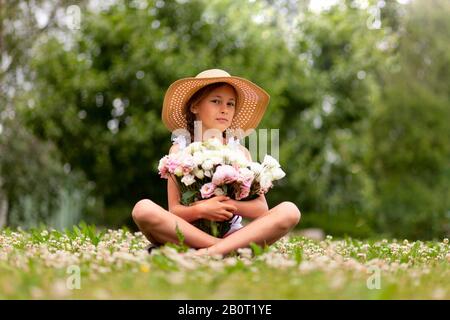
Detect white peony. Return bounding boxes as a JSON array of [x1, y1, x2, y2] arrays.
[[205, 137, 223, 150], [174, 167, 183, 177], [236, 154, 250, 168], [207, 150, 224, 165], [180, 154, 195, 168], [262, 155, 281, 169], [181, 174, 196, 186], [259, 173, 273, 190], [214, 187, 225, 196], [193, 167, 205, 179], [202, 159, 214, 171], [204, 170, 212, 178], [192, 151, 205, 166], [238, 167, 255, 181], [250, 162, 263, 177], [271, 167, 286, 180], [227, 136, 241, 150], [220, 148, 234, 163], [189, 141, 203, 153], [172, 135, 187, 150], [211, 157, 223, 166]]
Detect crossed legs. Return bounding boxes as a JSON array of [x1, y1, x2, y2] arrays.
[[132, 199, 301, 256], [132, 199, 221, 249]]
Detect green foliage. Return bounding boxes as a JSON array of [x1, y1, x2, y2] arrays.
[[19, 0, 290, 226], [249, 242, 270, 257], [164, 224, 191, 253], [364, 0, 450, 239], [1, 0, 448, 239], [0, 118, 95, 229], [1, 229, 449, 299]]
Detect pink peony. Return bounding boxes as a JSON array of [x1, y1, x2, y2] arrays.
[[200, 182, 216, 199], [235, 187, 250, 200], [212, 165, 239, 186], [158, 156, 169, 179], [235, 179, 252, 200], [166, 156, 181, 174], [181, 155, 195, 175]]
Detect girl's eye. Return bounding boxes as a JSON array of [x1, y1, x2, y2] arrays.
[[212, 100, 234, 107]]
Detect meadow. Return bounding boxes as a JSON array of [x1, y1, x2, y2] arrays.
[[0, 224, 448, 299]]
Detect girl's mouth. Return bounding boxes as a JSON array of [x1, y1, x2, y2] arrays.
[[216, 118, 228, 123]]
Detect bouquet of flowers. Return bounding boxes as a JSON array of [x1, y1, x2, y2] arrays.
[[157, 136, 286, 237]]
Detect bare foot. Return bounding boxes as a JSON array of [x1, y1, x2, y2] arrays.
[[193, 247, 223, 258], [194, 248, 210, 256]]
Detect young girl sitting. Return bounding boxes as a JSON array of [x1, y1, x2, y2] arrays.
[[132, 69, 301, 257]]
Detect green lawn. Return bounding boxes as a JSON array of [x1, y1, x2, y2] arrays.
[[0, 225, 448, 299]]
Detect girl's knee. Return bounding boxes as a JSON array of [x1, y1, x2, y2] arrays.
[[278, 201, 301, 229], [132, 199, 161, 225]]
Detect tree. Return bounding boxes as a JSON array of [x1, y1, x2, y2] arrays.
[[365, 0, 450, 238], [267, 0, 396, 236], [21, 0, 291, 226], [0, 0, 91, 228]]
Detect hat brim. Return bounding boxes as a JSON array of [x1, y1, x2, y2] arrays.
[[162, 75, 270, 138]]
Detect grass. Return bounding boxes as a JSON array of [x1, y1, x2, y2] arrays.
[[0, 225, 449, 299]]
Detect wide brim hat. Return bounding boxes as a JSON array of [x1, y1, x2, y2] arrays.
[[161, 69, 270, 138]]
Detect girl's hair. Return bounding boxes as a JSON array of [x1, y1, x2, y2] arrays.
[[184, 82, 238, 142]]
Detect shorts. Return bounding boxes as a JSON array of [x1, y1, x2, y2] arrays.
[[222, 215, 244, 238]]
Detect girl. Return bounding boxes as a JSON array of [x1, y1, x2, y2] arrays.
[[132, 69, 301, 257]]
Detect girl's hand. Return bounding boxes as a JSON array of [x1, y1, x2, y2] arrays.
[[192, 195, 237, 222]]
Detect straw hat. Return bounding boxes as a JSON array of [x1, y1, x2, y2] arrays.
[[161, 69, 270, 137]]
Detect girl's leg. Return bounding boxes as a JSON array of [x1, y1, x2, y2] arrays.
[[199, 201, 301, 256], [132, 199, 221, 249]]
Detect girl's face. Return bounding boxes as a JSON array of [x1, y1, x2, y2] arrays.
[[190, 84, 237, 137]]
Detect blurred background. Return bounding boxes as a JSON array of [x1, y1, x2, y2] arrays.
[[0, 0, 448, 240]]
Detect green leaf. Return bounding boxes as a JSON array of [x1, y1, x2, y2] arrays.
[[293, 246, 303, 264], [181, 190, 198, 205], [249, 242, 264, 257], [174, 223, 188, 252]]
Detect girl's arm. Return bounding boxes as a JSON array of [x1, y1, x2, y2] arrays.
[[167, 174, 203, 222], [222, 194, 269, 220], [165, 144, 201, 222], [169, 204, 202, 223]]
